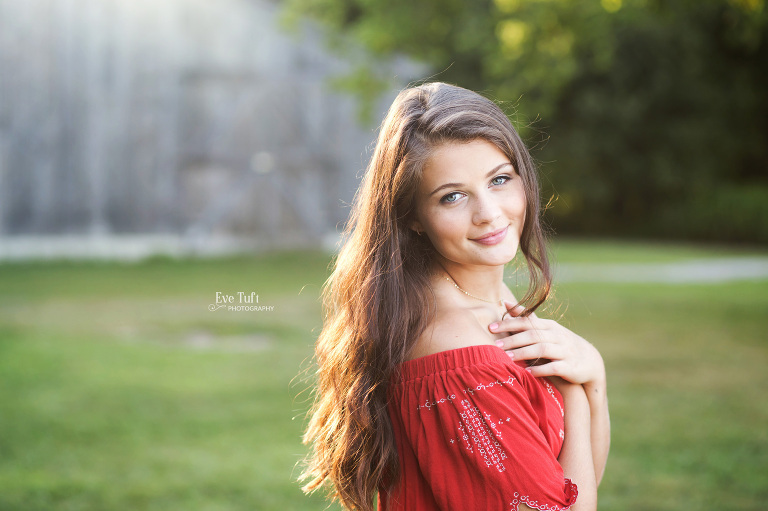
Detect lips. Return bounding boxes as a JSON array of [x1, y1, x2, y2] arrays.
[[472, 227, 507, 241], [472, 226, 509, 245]]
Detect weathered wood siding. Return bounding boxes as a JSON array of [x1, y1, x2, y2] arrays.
[[0, 0, 421, 252]]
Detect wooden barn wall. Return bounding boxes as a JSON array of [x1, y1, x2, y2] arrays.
[[0, 0, 417, 247]]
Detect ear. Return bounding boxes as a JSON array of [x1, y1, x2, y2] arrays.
[[409, 220, 424, 234]]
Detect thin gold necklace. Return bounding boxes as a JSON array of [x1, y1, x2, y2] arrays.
[[443, 274, 505, 307]]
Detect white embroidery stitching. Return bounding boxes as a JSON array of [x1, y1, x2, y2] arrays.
[[543, 380, 565, 417], [416, 376, 516, 411], [459, 398, 508, 472], [508, 479, 578, 511], [416, 393, 458, 411], [411, 369, 574, 510], [509, 493, 574, 511]]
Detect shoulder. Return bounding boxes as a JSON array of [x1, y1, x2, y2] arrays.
[[407, 305, 498, 361]]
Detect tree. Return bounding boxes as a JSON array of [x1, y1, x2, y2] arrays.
[[281, 0, 768, 243]]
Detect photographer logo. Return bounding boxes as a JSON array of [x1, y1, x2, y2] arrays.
[[208, 291, 275, 312]]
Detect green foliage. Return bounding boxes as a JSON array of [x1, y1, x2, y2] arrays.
[[541, 0, 768, 242], [281, 0, 768, 243], [328, 65, 395, 124], [652, 184, 768, 243]]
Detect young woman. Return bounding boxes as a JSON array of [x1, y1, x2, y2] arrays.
[[300, 82, 610, 511]]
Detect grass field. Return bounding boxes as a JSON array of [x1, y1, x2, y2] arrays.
[[0, 241, 766, 510]]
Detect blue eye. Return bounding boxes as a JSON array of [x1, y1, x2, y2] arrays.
[[440, 192, 461, 204], [439, 175, 512, 204]]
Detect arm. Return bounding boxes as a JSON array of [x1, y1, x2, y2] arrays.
[[584, 366, 610, 486], [519, 381, 596, 511], [555, 381, 597, 510], [491, 302, 611, 486]]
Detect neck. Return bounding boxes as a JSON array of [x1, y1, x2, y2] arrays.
[[432, 254, 506, 304]]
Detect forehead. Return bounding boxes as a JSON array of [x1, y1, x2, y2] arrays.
[[420, 139, 511, 187]]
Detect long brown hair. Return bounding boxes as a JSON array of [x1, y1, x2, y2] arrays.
[[299, 82, 552, 510]]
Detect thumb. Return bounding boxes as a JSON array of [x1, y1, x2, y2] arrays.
[[502, 300, 538, 319], [502, 300, 526, 317]]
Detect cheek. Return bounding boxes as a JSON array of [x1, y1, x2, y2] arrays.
[[515, 200, 526, 222], [424, 208, 463, 240], [511, 186, 526, 220]]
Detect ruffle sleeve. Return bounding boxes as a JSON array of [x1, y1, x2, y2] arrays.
[[383, 344, 577, 511]]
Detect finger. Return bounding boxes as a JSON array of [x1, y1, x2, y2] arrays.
[[525, 360, 571, 379], [503, 299, 539, 319], [502, 300, 526, 318], [509, 342, 564, 362], [489, 316, 534, 334], [494, 329, 550, 351], [490, 314, 546, 335]]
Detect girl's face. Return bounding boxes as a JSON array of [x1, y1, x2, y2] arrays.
[[410, 138, 526, 268]]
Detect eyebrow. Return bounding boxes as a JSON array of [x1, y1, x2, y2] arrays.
[[428, 162, 514, 197]]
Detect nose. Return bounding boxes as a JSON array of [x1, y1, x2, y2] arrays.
[[472, 190, 502, 225]]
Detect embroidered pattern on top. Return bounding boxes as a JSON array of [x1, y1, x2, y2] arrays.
[[508, 478, 578, 511], [411, 372, 573, 509], [416, 375, 516, 411], [417, 376, 516, 473], [509, 493, 574, 511], [457, 398, 508, 472], [543, 380, 565, 417]]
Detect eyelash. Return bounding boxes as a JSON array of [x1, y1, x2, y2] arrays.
[[439, 175, 513, 204]]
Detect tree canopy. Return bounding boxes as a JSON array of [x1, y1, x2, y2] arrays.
[[281, 0, 768, 243]]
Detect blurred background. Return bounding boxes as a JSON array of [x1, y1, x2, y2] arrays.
[[0, 0, 766, 510]]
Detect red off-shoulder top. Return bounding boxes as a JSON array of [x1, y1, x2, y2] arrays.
[[377, 344, 578, 511]]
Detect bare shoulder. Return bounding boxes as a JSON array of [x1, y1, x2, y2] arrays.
[[407, 305, 498, 361]]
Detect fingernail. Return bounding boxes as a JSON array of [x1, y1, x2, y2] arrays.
[[507, 351, 514, 359], [525, 367, 532, 373], [494, 340, 503, 347], [489, 323, 498, 330]]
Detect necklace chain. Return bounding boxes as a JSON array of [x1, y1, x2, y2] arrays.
[[443, 275, 505, 307]]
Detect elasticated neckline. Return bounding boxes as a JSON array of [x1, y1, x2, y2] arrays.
[[396, 343, 517, 382]]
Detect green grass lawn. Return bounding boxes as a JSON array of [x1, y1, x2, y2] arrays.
[[0, 242, 766, 510]]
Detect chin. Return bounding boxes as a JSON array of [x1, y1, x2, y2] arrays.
[[472, 249, 518, 266], [440, 241, 519, 265], [492, 247, 520, 265]]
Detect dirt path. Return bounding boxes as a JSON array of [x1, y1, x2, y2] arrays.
[[554, 257, 768, 283]]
